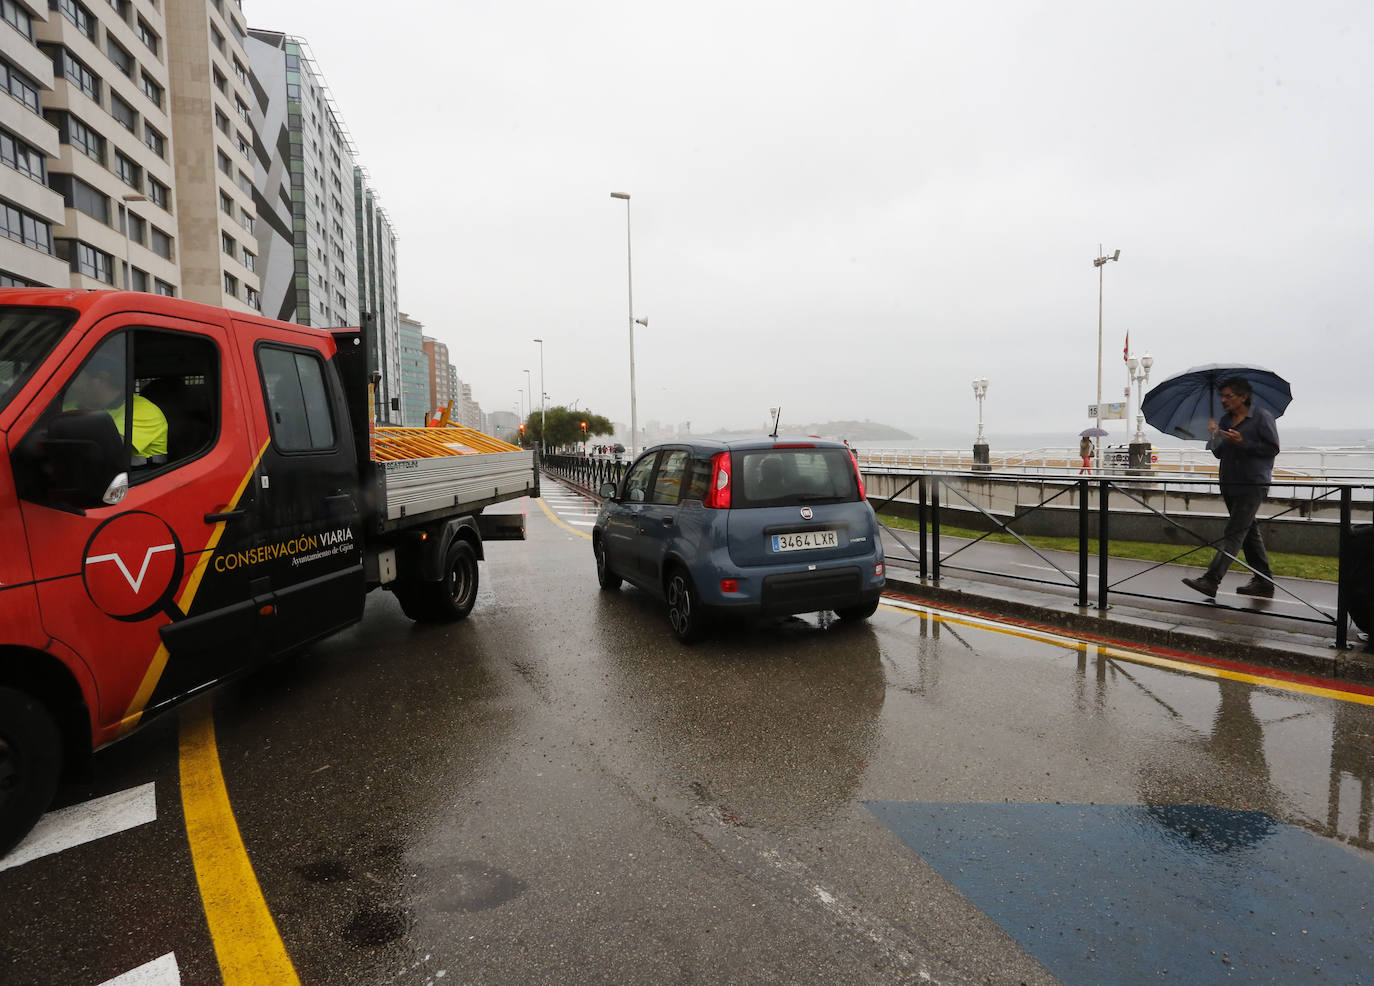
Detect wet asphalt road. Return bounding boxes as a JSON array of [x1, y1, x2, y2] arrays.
[[3, 484, 1373, 985]]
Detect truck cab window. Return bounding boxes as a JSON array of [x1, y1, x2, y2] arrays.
[[258, 345, 335, 451]]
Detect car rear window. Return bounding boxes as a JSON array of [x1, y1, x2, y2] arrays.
[[734, 448, 858, 507]]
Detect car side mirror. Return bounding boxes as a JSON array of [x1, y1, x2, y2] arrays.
[[598, 481, 618, 500], [13, 410, 125, 512]]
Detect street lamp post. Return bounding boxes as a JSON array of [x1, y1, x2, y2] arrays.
[[532, 338, 545, 452], [610, 192, 641, 458], [120, 192, 147, 290], [1093, 246, 1121, 471], [971, 377, 990, 470], [523, 368, 533, 445], [1127, 352, 1154, 470]]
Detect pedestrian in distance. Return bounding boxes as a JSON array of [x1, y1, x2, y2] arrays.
[[1181, 376, 1281, 600], [1079, 436, 1093, 474]]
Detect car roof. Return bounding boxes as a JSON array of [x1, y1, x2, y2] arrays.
[[640, 436, 849, 455]]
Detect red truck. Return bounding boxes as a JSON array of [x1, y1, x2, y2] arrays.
[[0, 289, 537, 853]]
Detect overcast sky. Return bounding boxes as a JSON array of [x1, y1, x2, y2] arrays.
[[250, 0, 1372, 441]]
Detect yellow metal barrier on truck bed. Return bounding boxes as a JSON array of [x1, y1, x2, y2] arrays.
[[372, 425, 521, 461]]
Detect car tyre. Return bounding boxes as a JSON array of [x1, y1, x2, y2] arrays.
[[0, 687, 62, 857], [425, 538, 479, 622], [836, 598, 880, 621], [595, 537, 622, 591], [665, 567, 705, 644]]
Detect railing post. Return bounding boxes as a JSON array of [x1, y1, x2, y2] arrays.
[[918, 474, 928, 581], [1336, 486, 1352, 651], [931, 476, 941, 582], [1097, 478, 1110, 610], [1078, 478, 1089, 608]]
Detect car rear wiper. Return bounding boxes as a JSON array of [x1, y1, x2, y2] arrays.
[[795, 494, 843, 502]]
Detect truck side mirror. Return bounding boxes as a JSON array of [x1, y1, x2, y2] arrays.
[[13, 410, 125, 512]]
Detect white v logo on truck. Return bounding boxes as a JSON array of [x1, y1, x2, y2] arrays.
[[86, 544, 176, 594]]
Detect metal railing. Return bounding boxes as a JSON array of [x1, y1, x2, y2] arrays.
[[544, 453, 627, 493], [868, 469, 1374, 651]]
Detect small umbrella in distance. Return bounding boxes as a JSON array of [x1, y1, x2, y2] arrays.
[[1080, 427, 1109, 438], [1140, 364, 1292, 442]]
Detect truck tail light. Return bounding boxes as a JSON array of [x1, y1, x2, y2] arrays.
[[704, 451, 732, 509]]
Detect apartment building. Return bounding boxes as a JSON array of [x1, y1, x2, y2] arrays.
[[422, 334, 452, 421], [397, 312, 426, 427], [164, 0, 259, 310], [31, 0, 181, 294], [1, 0, 67, 286], [356, 168, 400, 423], [243, 29, 357, 329]]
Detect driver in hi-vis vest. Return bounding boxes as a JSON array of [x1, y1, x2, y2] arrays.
[[66, 348, 168, 458]]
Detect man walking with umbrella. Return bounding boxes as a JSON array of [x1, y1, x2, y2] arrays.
[[1181, 376, 1281, 599]]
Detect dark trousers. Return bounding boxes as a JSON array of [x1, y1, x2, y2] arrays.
[[1205, 489, 1271, 583]]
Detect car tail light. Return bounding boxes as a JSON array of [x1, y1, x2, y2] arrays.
[[704, 451, 732, 508], [772, 442, 814, 449], [850, 451, 866, 500], [720, 578, 738, 593]]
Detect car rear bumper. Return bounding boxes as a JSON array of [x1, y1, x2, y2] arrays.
[[692, 554, 885, 617]]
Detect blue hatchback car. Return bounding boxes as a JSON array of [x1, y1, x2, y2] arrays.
[[593, 437, 885, 642]]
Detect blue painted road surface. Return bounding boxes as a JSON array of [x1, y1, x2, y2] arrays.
[[867, 801, 1374, 984]]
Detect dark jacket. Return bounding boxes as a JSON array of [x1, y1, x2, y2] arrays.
[[1208, 407, 1280, 492]]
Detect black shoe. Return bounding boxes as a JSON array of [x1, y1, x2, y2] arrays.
[[1182, 575, 1218, 598], [1235, 576, 1275, 598]]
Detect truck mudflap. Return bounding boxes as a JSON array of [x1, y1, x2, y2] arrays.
[[476, 512, 526, 541]]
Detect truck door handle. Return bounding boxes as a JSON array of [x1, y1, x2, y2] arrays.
[[205, 509, 245, 524], [324, 492, 353, 504]]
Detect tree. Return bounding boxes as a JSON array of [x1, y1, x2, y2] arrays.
[[523, 406, 614, 448]]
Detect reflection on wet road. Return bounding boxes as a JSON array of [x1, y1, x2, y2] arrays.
[[0, 482, 1370, 985]]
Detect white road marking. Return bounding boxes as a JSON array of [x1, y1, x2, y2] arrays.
[[566, 519, 596, 527], [96, 953, 180, 986], [0, 782, 157, 872]]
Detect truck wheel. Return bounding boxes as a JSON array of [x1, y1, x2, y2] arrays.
[[594, 537, 622, 591], [427, 539, 479, 622], [0, 687, 62, 857], [665, 567, 705, 644]]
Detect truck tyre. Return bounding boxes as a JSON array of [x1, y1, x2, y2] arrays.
[[595, 537, 622, 591], [0, 687, 62, 857], [665, 567, 705, 644], [427, 538, 479, 622]]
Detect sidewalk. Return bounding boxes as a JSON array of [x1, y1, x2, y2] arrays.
[[880, 549, 1374, 686]]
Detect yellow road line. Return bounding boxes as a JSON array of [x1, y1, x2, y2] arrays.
[[179, 704, 300, 984], [879, 599, 1374, 707], [537, 495, 592, 539]]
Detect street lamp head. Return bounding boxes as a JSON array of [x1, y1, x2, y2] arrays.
[[634, 316, 648, 327], [610, 192, 630, 200], [1141, 353, 1154, 371], [1127, 355, 1139, 373], [1113, 249, 1121, 261], [533, 337, 542, 344]]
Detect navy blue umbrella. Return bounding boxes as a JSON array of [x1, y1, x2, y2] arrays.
[[1140, 364, 1293, 441]]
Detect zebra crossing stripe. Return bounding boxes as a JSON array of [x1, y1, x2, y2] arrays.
[[0, 782, 157, 873], [97, 952, 180, 985]]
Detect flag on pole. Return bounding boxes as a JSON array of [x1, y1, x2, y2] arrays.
[[1123, 331, 1129, 362]]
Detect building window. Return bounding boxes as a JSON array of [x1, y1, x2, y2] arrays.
[[140, 72, 162, 108], [154, 278, 174, 296], [210, 24, 224, 53], [239, 210, 255, 235], [216, 149, 231, 176], [110, 92, 136, 132], [74, 241, 113, 282], [219, 190, 233, 214], [143, 123, 165, 158], [47, 47, 101, 102], [56, 0, 95, 40], [214, 107, 229, 135], [114, 150, 141, 189], [220, 231, 235, 258], [129, 267, 147, 292], [106, 37, 132, 77], [137, 17, 159, 56], [147, 177, 168, 209], [246, 286, 260, 310], [48, 110, 105, 163], [1, 199, 53, 251], [149, 225, 172, 260], [235, 96, 250, 124], [236, 132, 250, 157], [105, 0, 129, 21], [57, 174, 110, 223], [236, 170, 251, 194], [124, 211, 144, 245], [243, 250, 255, 272], [2, 0, 34, 41], [223, 271, 238, 297], [212, 66, 226, 93], [233, 57, 248, 87], [3, 60, 41, 113], [1, 127, 46, 182]]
